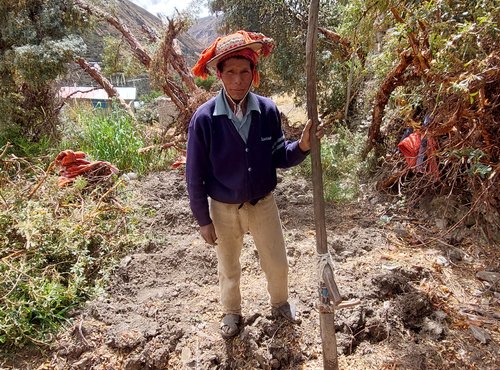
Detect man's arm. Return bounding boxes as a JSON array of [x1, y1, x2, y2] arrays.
[[186, 115, 212, 227], [270, 103, 324, 168]]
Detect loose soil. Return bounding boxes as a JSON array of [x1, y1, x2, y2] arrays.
[[7, 169, 500, 369]]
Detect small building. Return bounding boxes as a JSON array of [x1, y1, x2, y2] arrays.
[[58, 86, 137, 108]]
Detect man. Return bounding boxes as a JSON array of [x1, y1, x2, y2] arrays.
[[187, 30, 323, 338]]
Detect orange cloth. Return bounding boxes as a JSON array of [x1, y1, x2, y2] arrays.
[[397, 132, 439, 178], [55, 150, 119, 187], [397, 132, 421, 167]]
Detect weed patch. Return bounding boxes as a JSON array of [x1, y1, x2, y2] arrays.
[[0, 150, 144, 350]]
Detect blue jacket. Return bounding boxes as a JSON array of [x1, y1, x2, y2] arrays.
[[186, 92, 308, 226]]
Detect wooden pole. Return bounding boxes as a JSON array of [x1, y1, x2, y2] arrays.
[[305, 1, 339, 369]]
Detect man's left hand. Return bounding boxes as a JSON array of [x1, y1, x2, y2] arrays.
[[299, 118, 325, 152]]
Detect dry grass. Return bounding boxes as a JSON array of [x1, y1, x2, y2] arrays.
[[272, 94, 308, 127]]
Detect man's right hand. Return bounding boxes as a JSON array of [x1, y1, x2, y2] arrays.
[[200, 223, 217, 245]]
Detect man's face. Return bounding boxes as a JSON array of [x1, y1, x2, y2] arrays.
[[219, 57, 253, 102]]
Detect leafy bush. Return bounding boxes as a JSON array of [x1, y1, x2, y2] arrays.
[[59, 103, 178, 175], [0, 157, 142, 349], [195, 76, 217, 92], [77, 108, 147, 173], [139, 90, 163, 103], [0, 126, 57, 158], [294, 124, 367, 202]]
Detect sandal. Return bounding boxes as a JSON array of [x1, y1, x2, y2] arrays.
[[271, 302, 296, 322], [220, 314, 243, 338]]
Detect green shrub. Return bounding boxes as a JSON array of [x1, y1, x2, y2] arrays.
[[59, 103, 176, 175], [294, 125, 367, 202], [195, 76, 217, 91], [76, 108, 146, 173], [0, 166, 141, 349], [139, 90, 163, 103]]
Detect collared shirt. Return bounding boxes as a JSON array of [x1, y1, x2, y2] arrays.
[[213, 90, 260, 143], [186, 91, 309, 226]]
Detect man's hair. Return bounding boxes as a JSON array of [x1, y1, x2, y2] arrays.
[[217, 56, 255, 73]]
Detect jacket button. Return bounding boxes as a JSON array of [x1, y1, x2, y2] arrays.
[[248, 167, 252, 172], [245, 148, 249, 152]]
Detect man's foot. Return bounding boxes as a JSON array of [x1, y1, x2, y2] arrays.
[[271, 302, 296, 322], [220, 314, 243, 338]]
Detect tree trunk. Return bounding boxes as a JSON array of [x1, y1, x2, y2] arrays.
[[362, 50, 415, 158]]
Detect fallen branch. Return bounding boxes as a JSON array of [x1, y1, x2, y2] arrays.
[[0, 142, 12, 161], [27, 161, 55, 200]]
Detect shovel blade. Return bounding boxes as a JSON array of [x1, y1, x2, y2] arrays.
[[322, 264, 342, 305]]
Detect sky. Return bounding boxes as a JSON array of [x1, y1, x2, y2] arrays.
[[129, 0, 209, 18]]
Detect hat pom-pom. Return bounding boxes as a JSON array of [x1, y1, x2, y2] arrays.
[[191, 37, 220, 79], [260, 40, 274, 57], [192, 62, 209, 79]]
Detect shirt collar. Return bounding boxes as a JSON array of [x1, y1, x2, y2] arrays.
[[214, 90, 261, 118]]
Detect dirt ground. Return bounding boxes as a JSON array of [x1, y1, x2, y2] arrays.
[[8, 167, 491, 370]]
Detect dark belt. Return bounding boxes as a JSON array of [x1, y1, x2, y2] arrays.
[[238, 193, 269, 209]]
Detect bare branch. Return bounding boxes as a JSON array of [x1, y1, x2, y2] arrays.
[[75, 58, 134, 117], [74, 0, 152, 68]]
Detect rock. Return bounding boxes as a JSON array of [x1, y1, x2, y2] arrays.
[[382, 262, 400, 271], [123, 356, 144, 370], [436, 256, 450, 267], [120, 255, 132, 268], [340, 250, 356, 258], [106, 328, 144, 350], [476, 271, 500, 291], [448, 247, 464, 262], [379, 215, 392, 224], [469, 325, 491, 344], [123, 172, 138, 181], [181, 346, 193, 365], [392, 222, 409, 238], [270, 358, 281, 369], [433, 310, 448, 321], [421, 317, 445, 339], [435, 218, 448, 230]]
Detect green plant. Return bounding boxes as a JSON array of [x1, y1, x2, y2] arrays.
[[139, 90, 163, 103], [294, 124, 366, 202], [195, 76, 217, 91], [78, 107, 148, 174], [0, 158, 142, 349], [59, 103, 179, 175]]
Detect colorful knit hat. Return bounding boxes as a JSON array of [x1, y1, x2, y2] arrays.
[[192, 30, 274, 87]]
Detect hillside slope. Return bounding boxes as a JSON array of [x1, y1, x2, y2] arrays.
[[80, 0, 207, 67]]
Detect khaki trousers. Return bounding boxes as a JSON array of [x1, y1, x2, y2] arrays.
[[210, 193, 288, 315]]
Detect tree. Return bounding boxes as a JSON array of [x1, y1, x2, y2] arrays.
[[102, 36, 147, 77], [208, 0, 365, 117], [0, 0, 89, 143], [75, 0, 207, 137]]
